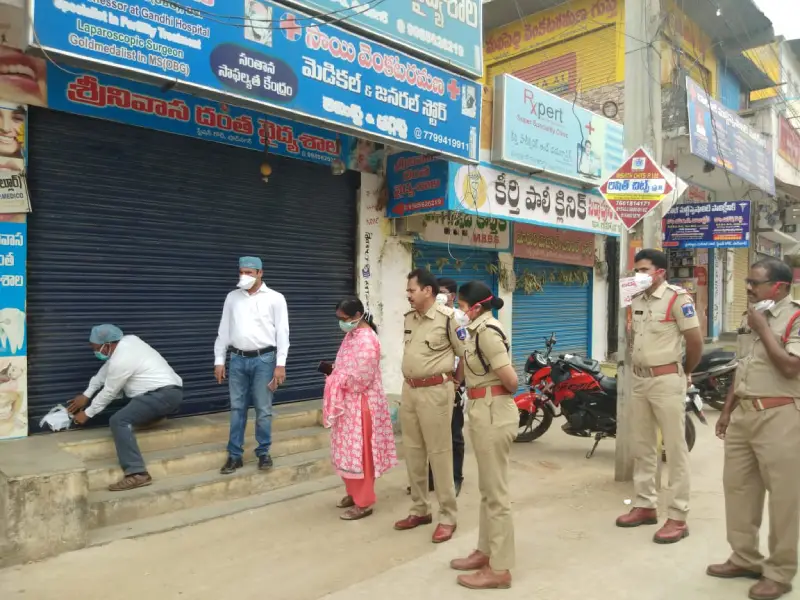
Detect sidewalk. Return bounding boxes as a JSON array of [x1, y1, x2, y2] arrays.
[[0, 414, 784, 600]]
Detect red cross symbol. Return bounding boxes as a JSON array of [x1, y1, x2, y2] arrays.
[[280, 13, 302, 42], [585, 120, 595, 135], [447, 79, 461, 101], [667, 159, 677, 172]]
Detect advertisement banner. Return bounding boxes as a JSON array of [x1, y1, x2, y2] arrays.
[[448, 163, 622, 236], [491, 74, 624, 187], [779, 115, 800, 170], [45, 65, 385, 171], [686, 76, 775, 195], [662, 201, 750, 249], [513, 222, 594, 266], [278, 0, 482, 77], [32, 0, 481, 162], [387, 152, 449, 216], [619, 276, 639, 307], [417, 212, 511, 250], [0, 221, 25, 357]]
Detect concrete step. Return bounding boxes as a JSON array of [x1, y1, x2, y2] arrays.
[[89, 447, 334, 529], [85, 426, 329, 491], [59, 400, 322, 461]]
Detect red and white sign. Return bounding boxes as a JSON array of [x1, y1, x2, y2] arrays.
[[619, 276, 639, 307], [599, 147, 682, 231]]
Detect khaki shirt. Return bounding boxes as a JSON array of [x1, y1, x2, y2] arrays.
[[631, 282, 700, 368], [402, 303, 465, 379], [462, 312, 511, 388], [734, 296, 800, 399]]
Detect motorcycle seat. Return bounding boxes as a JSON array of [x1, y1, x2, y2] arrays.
[[564, 355, 602, 374], [598, 375, 617, 395], [694, 349, 736, 372]]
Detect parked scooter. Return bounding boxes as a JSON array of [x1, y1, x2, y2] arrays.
[[690, 348, 737, 411]]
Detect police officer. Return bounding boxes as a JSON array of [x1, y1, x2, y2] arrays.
[[394, 268, 464, 544], [448, 281, 518, 590], [708, 258, 800, 600], [616, 248, 703, 543]]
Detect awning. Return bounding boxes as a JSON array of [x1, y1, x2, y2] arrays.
[[720, 52, 778, 92], [682, 0, 774, 52]]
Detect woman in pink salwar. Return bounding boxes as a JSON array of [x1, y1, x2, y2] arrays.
[[323, 297, 398, 520]]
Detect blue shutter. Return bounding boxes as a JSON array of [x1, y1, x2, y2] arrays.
[[24, 107, 356, 431], [413, 244, 498, 297], [511, 259, 592, 387]]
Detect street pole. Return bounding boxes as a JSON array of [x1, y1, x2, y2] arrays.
[[615, 0, 664, 482]]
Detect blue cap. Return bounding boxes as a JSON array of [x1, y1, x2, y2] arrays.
[[90, 324, 124, 345], [239, 256, 262, 270]]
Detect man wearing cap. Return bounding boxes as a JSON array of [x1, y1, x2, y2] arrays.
[[214, 256, 290, 474], [67, 325, 183, 491]]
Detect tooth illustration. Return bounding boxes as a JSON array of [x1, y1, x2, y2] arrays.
[[0, 308, 25, 355]]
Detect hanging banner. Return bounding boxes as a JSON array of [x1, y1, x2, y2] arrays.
[[31, 0, 481, 162], [513, 222, 594, 266], [416, 213, 511, 250], [662, 201, 750, 248]]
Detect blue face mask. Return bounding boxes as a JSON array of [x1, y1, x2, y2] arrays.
[[339, 318, 361, 333], [94, 345, 110, 361]]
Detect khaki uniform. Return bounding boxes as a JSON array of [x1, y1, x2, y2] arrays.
[[630, 282, 700, 520], [725, 297, 800, 585], [463, 312, 517, 571], [401, 303, 464, 525]]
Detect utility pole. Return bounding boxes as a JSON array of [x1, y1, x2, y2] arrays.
[[615, 0, 664, 482]]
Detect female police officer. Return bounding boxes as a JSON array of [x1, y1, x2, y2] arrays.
[[449, 281, 519, 590]]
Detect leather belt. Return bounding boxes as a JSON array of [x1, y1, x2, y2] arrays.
[[230, 346, 276, 358], [743, 397, 794, 411], [467, 385, 509, 399], [632, 363, 680, 378], [405, 374, 450, 389]]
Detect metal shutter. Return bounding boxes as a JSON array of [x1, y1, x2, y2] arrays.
[[413, 244, 498, 298], [511, 259, 592, 386], [727, 248, 749, 332], [25, 108, 356, 431]]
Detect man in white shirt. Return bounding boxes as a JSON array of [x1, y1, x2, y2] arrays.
[[67, 324, 183, 492], [214, 256, 290, 474]]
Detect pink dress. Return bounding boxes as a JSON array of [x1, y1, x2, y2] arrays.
[[323, 327, 397, 506]]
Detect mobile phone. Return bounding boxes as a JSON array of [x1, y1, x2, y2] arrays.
[[317, 361, 333, 376]]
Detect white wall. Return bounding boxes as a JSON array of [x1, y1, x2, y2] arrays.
[[591, 234, 609, 361]]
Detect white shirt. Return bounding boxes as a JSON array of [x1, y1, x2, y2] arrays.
[[214, 283, 290, 367], [83, 335, 183, 418]]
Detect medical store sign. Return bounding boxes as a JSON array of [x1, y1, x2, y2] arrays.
[[279, 0, 483, 77], [662, 201, 750, 249], [491, 74, 624, 187], [31, 0, 481, 162]]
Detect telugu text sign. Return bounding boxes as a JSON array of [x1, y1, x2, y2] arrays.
[[386, 152, 449, 217], [450, 163, 622, 236], [662, 201, 750, 249], [513, 222, 594, 267], [32, 0, 481, 162], [0, 221, 26, 357], [779, 115, 800, 171], [417, 212, 511, 251], [491, 74, 624, 187]]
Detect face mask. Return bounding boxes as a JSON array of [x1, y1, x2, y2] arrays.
[[435, 293, 448, 306], [753, 299, 775, 312], [454, 309, 470, 327], [633, 272, 653, 290], [339, 317, 361, 333], [94, 345, 110, 361], [237, 275, 256, 290]]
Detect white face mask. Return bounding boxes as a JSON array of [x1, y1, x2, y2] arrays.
[[454, 309, 470, 327], [435, 293, 449, 306], [633, 272, 653, 291], [753, 299, 775, 312], [237, 275, 257, 290]]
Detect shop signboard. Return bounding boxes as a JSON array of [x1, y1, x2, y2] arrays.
[[448, 162, 623, 236], [756, 235, 781, 258], [513, 222, 594, 267], [45, 65, 385, 171], [778, 115, 800, 170], [417, 213, 511, 250], [662, 201, 750, 249], [599, 147, 685, 231], [387, 152, 449, 216], [31, 0, 481, 162], [686, 76, 775, 195], [277, 0, 482, 77], [491, 74, 625, 187], [0, 100, 29, 213]]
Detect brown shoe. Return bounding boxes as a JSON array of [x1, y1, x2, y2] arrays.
[[394, 514, 433, 530], [616, 507, 658, 528], [749, 578, 792, 600], [432, 523, 456, 543], [706, 560, 762, 579], [108, 472, 152, 492], [451, 550, 490, 571], [653, 519, 689, 544], [457, 565, 512, 590]]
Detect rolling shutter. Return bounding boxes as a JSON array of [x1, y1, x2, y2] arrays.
[[413, 244, 498, 296], [25, 107, 356, 431]]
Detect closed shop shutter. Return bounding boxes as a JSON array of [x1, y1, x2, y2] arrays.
[[727, 248, 749, 332], [413, 244, 498, 296], [512, 259, 592, 385], [25, 108, 356, 431]]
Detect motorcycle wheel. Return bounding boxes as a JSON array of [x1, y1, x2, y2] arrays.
[[704, 373, 734, 411], [515, 407, 553, 443], [661, 418, 697, 462]]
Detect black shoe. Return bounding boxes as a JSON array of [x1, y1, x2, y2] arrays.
[[258, 455, 273, 471], [220, 456, 243, 475], [455, 480, 463, 497]]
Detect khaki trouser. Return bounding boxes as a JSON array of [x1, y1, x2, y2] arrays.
[[724, 401, 800, 584], [467, 389, 518, 571], [400, 381, 457, 525], [631, 372, 691, 520]]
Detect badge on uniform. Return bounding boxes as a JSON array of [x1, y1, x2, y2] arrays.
[[456, 326, 467, 341], [682, 304, 696, 318]]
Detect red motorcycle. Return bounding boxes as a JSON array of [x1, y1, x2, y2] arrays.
[[514, 333, 703, 459]]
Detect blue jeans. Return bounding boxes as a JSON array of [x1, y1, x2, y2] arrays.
[[227, 352, 276, 459]]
